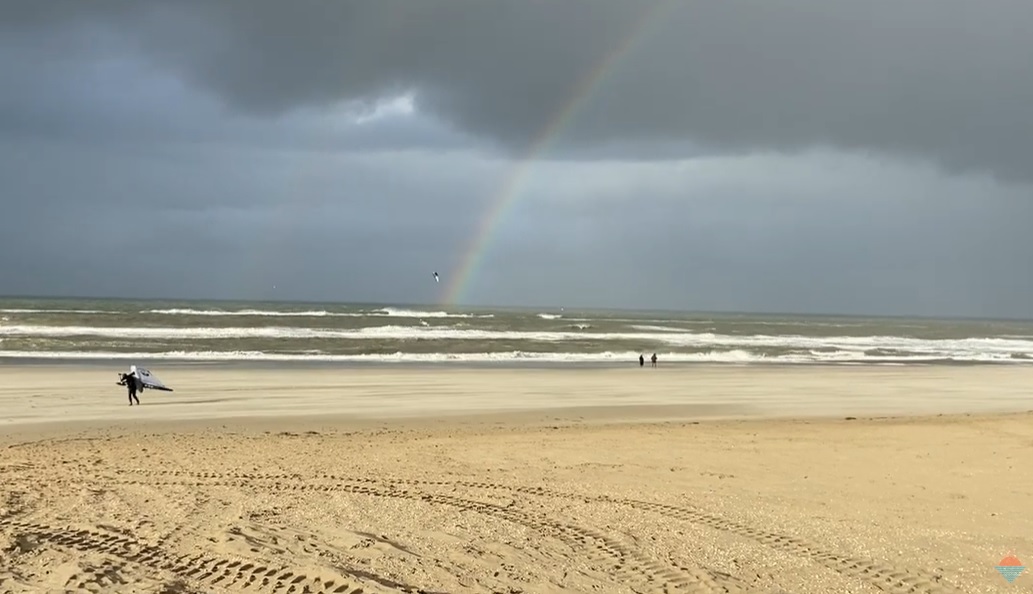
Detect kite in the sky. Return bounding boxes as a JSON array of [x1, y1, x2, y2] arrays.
[[433, 272, 439, 283]]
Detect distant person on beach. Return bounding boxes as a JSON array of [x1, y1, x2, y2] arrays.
[[651, 353, 657, 367], [639, 354, 644, 367], [119, 372, 140, 406]]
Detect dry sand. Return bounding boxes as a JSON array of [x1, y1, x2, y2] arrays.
[[0, 364, 1031, 593]]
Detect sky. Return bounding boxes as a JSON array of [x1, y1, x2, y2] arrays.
[[2, 0, 1033, 317]]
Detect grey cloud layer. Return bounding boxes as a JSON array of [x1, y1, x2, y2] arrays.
[[0, 138, 489, 303], [5, 0, 1033, 180], [4, 129, 1033, 315], [444, 153, 1033, 317]]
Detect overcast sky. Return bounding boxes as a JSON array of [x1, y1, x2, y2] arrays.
[[3, 0, 1033, 317]]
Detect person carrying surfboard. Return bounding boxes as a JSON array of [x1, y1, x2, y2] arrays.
[[118, 371, 140, 406]]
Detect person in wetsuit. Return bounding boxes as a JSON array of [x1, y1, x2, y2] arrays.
[[120, 372, 140, 406]]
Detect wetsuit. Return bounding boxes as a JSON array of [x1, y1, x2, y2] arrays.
[[125, 373, 139, 405]]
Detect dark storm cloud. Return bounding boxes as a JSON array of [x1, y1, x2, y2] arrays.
[[4, 0, 1032, 180], [0, 45, 477, 156], [0, 136, 495, 302], [0, 13, 481, 156]]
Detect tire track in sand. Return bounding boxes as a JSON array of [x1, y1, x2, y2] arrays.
[[331, 474, 959, 594], [0, 516, 387, 594], [111, 470, 766, 594], [119, 468, 957, 594]]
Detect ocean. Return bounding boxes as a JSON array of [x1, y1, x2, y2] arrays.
[[1, 297, 1033, 366]]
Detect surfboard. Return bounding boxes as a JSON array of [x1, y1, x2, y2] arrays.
[[130, 365, 174, 392]]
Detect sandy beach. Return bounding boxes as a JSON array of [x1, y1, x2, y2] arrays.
[[1, 364, 1031, 593]]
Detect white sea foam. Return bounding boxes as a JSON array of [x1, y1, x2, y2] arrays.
[[630, 324, 688, 332], [143, 307, 492, 318], [3, 324, 1033, 361], [0, 309, 114, 314], [373, 307, 493, 318], [537, 313, 562, 319], [144, 308, 345, 317]]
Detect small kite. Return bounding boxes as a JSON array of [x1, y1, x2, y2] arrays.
[[433, 272, 439, 283]]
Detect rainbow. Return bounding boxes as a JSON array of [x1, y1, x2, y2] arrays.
[[441, 0, 676, 307]]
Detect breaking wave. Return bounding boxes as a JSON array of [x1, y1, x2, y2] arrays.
[[0, 308, 114, 314], [1, 323, 1030, 348], [3, 324, 1033, 363], [145, 308, 347, 317], [143, 307, 493, 318], [630, 324, 688, 332], [372, 307, 493, 318]]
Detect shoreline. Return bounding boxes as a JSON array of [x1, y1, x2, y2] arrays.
[[3, 355, 1032, 369]]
